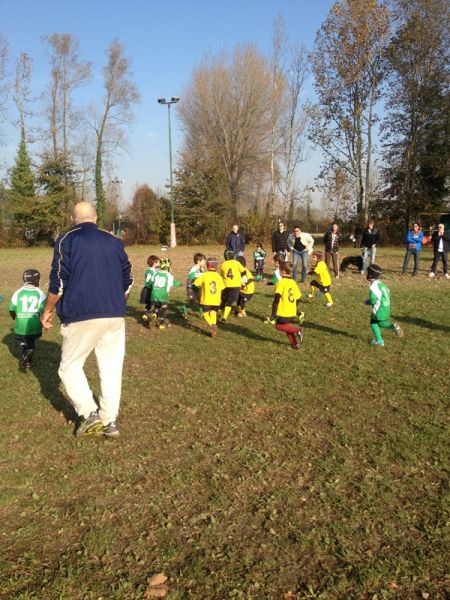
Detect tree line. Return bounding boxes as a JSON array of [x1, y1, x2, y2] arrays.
[[0, 0, 448, 246]]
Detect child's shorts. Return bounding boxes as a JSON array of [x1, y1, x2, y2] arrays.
[[310, 280, 330, 293], [221, 287, 240, 306], [200, 304, 220, 312]]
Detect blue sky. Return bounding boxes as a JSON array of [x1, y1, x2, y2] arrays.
[[0, 0, 334, 203]]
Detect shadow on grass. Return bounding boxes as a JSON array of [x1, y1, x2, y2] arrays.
[[2, 333, 76, 423], [304, 322, 358, 338], [394, 315, 450, 333]]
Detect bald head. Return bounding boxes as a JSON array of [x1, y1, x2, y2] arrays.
[[72, 202, 97, 225]]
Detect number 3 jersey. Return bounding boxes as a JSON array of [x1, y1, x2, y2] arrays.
[[9, 285, 46, 335], [274, 277, 301, 318], [193, 271, 225, 306]]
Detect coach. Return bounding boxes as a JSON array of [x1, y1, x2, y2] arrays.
[[41, 202, 133, 438], [225, 224, 245, 257]]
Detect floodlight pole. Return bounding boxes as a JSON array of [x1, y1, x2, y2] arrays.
[[158, 96, 180, 248]]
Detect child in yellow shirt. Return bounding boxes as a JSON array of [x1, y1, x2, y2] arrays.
[[308, 252, 334, 307]]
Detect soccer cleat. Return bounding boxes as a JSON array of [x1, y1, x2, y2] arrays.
[[308, 293, 314, 299], [326, 302, 334, 308], [290, 343, 300, 350], [19, 349, 34, 371], [76, 411, 103, 437], [141, 313, 150, 327], [393, 322, 403, 337], [297, 329, 304, 344], [236, 309, 246, 318], [428, 272, 435, 278], [370, 339, 385, 347], [210, 324, 218, 337], [264, 317, 275, 325], [103, 421, 120, 438]]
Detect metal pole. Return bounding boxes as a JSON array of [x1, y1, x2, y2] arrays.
[[167, 103, 176, 248]]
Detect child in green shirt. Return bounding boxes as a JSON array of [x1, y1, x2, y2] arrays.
[[365, 264, 403, 347], [9, 269, 46, 369], [150, 257, 181, 329], [180, 252, 206, 318]]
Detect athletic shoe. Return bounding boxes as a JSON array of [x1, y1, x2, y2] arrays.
[[151, 313, 158, 326], [297, 329, 304, 344], [393, 322, 403, 337], [141, 313, 150, 327], [264, 317, 275, 325], [370, 339, 385, 347], [290, 343, 299, 350], [103, 421, 120, 438], [76, 411, 103, 437], [236, 310, 246, 318], [445, 274, 450, 279], [429, 272, 435, 278], [210, 324, 218, 337], [308, 294, 314, 299], [19, 349, 34, 371], [326, 302, 334, 308], [157, 323, 166, 330]]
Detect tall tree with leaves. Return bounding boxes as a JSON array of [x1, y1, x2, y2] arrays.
[[309, 0, 390, 221], [92, 39, 139, 227], [179, 45, 273, 221], [381, 0, 450, 226]]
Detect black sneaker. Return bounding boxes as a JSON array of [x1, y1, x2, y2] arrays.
[[19, 349, 34, 371], [103, 422, 120, 438], [75, 411, 103, 437]]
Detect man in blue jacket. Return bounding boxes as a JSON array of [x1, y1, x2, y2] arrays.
[[225, 224, 245, 257], [41, 202, 133, 438], [402, 221, 424, 276]]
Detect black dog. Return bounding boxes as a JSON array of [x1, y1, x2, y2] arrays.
[[340, 255, 363, 273]]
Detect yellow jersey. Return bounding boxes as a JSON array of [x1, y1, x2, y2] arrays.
[[193, 271, 225, 306], [220, 259, 245, 288], [274, 276, 301, 318], [312, 260, 331, 287], [241, 267, 255, 295]]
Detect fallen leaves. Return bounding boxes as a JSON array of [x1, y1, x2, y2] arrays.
[[144, 573, 169, 598]]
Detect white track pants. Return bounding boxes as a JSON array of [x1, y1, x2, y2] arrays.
[[58, 317, 125, 424]]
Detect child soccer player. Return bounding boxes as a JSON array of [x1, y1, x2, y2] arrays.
[[193, 257, 225, 337], [253, 243, 266, 281], [9, 269, 46, 370], [270, 263, 304, 350], [150, 257, 181, 329], [308, 251, 334, 307], [141, 255, 160, 326], [219, 250, 247, 322], [236, 256, 255, 317], [266, 253, 283, 286], [365, 264, 403, 347], [180, 252, 206, 318]]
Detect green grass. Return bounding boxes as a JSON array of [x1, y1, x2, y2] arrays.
[[0, 244, 449, 599]]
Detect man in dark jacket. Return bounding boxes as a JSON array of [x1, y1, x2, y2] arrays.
[[41, 202, 133, 438], [360, 220, 380, 274], [429, 223, 450, 278], [323, 223, 341, 277], [271, 222, 290, 260], [225, 224, 245, 257]]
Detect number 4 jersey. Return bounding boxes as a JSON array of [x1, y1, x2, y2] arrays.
[[9, 285, 46, 335]]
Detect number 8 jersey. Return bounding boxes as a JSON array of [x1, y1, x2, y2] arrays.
[[274, 277, 301, 318], [9, 285, 46, 335]]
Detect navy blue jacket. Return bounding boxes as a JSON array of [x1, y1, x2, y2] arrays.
[[225, 230, 245, 254], [49, 222, 133, 324]]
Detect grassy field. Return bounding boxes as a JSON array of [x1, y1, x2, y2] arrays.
[[0, 244, 449, 600]]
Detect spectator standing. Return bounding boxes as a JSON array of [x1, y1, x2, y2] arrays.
[[40, 202, 133, 438], [360, 220, 380, 274], [402, 222, 424, 276], [287, 225, 314, 282], [225, 224, 245, 257], [323, 223, 341, 278], [271, 222, 290, 261], [429, 223, 450, 278]]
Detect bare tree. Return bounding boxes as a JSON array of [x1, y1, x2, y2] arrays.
[[0, 34, 9, 137], [309, 0, 391, 222], [92, 39, 139, 226], [179, 45, 274, 221], [42, 33, 91, 161], [12, 53, 32, 134]]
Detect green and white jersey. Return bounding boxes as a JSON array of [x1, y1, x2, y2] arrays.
[[369, 280, 391, 322], [9, 285, 46, 336], [151, 271, 180, 303], [187, 265, 203, 289], [144, 267, 157, 289]]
